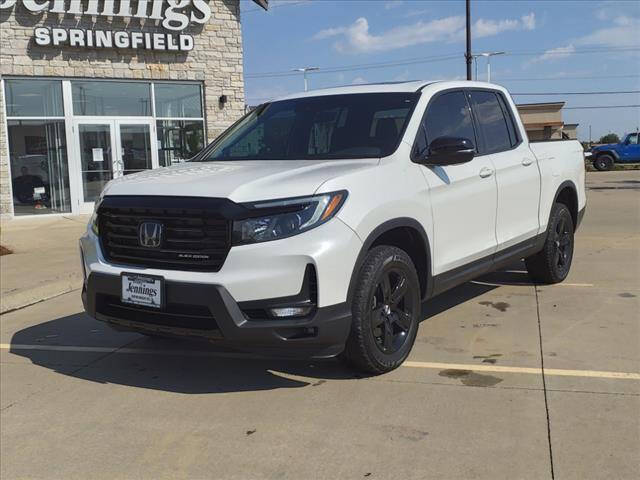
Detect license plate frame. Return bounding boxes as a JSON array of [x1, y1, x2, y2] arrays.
[[121, 273, 165, 309]]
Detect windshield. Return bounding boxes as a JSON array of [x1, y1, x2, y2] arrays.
[[195, 93, 418, 162]]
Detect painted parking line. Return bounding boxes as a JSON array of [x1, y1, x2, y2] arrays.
[[2, 343, 639, 380], [471, 280, 594, 287], [402, 361, 640, 380]]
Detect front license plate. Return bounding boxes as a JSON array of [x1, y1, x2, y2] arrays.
[[121, 273, 163, 309]]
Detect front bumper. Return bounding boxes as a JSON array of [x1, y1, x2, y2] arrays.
[[82, 272, 351, 358]]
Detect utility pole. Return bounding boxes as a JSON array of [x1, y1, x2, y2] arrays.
[[465, 0, 472, 80], [292, 67, 319, 91]]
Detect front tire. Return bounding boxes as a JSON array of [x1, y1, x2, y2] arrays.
[[525, 203, 575, 284], [344, 246, 421, 374], [593, 154, 614, 171]]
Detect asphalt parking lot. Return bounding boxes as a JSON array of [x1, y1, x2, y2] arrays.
[[1, 171, 638, 480]]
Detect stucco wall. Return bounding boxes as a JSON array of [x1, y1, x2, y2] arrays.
[[0, 0, 245, 216]]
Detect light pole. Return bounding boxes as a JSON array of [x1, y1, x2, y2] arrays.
[[292, 67, 319, 91], [478, 51, 505, 82], [471, 54, 482, 80]]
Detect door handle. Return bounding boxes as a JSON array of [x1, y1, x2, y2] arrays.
[[522, 158, 533, 166], [479, 167, 494, 178]]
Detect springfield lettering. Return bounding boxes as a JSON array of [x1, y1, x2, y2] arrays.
[[0, 0, 212, 52]]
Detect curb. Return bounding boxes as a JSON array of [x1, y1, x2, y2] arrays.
[[1, 279, 82, 314]]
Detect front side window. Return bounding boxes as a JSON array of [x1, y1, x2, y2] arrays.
[[469, 91, 512, 154], [627, 133, 638, 145], [422, 91, 476, 151], [196, 93, 418, 161]]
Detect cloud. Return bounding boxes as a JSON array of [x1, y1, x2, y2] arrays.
[[351, 77, 368, 85], [313, 13, 536, 54], [521, 13, 536, 30], [530, 44, 576, 63], [575, 16, 640, 47], [404, 8, 431, 18], [474, 13, 535, 38], [384, 1, 404, 10]]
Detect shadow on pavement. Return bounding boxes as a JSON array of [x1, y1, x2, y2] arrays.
[[9, 265, 533, 394]]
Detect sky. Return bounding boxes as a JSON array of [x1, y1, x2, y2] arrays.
[[239, 0, 640, 142]]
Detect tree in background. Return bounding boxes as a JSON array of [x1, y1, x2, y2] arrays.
[[598, 133, 620, 144]]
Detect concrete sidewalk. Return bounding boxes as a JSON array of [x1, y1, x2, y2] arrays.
[[0, 215, 88, 313]]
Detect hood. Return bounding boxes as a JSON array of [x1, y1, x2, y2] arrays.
[[103, 159, 379, 203], [592, 143, 617, 151]]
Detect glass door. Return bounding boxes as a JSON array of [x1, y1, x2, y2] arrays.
[[75, 121, 116, 210], [73, 119, 157, 212], [115, 121, 157, 176]]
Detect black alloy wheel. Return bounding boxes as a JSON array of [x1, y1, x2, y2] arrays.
[[370, 268, 416, 354], [552, 211, 573, 277]]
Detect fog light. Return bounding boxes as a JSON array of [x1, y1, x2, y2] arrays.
[[269, 306, 313, 318]]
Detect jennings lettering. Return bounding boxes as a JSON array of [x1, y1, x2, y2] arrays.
[[126, 282, 157, 297], [1, 0, 212, 32]]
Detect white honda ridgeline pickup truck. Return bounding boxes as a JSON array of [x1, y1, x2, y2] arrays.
[[80, 81, 586, 374]]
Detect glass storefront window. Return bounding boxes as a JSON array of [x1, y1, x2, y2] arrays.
[[7, 120, 71, 216], [157, 120, 205, 166], [154, 84, 203, 118], [4, 79, 63, 117], [72, 81, 151, 116]]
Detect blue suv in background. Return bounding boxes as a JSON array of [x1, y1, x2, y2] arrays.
[[591, 133, 640, 171]]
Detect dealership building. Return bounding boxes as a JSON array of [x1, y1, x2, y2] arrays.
[[0, 0, 267, 218]]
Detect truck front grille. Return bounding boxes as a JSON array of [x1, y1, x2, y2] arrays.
[[98, 198, 232, 272]]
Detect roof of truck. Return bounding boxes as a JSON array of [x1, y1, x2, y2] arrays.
[[276, 80, 508, 101]]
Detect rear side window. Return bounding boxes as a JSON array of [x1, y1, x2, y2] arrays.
[[423, 91, 477, 149], [469, 91, 512, 154], [496, 93, 520, 147]]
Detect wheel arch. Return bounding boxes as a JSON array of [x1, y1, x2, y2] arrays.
[[595, 149, 619, 161], [347, 218, 432, 304], [552, 180, 579, 231]]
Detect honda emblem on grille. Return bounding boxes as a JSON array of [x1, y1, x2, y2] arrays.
[[138, 222, 163, 248]]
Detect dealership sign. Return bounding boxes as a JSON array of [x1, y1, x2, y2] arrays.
[[0, 0, 215, 52]]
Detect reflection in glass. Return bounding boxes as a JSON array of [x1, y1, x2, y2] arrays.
[[7, 120, 71, 215], [4, 80, 64, 117], [154, 84, 203, 118], [157, 120, 205, 166], [78, 124, 113, 203], [119, 124, 153, 174], [72, 81, 151, 116]]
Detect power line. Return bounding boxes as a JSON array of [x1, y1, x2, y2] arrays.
[[498, 74, 640, 82], [512, 90, 640, 95], [246, 47, 640, 79], [508, 46, 640, 56], [246, 54, 460, 78]]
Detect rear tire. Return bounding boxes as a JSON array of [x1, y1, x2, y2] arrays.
[[525, 203, 575, 284], [343, 246, 421, 374], [593, 154, 614, 171]]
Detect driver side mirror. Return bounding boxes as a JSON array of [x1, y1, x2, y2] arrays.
[[418, 136, 475, 166]]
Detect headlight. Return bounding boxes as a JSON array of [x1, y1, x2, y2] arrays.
[[89, 201, 101, 236], [232, 191, 347, 245]]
